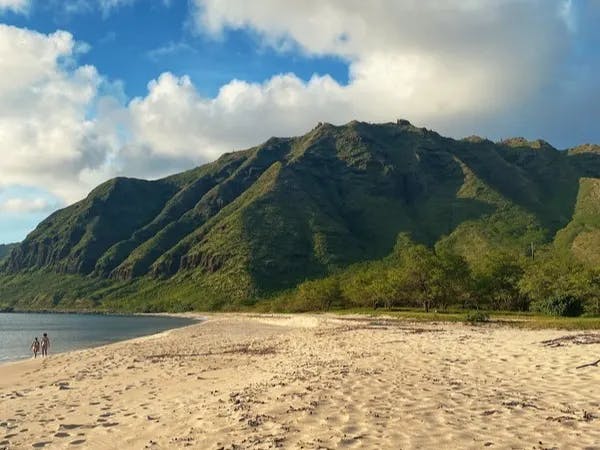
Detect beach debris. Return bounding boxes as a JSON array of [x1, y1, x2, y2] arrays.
[[541, 334, 600, 347], [502, 400, 539, 409], [546, 415, 576, 423], [144, 342, 277, 361], [222, 343, 277, 356], [575, 358, 600, 369], [170, 436, 194, 445], [216, 444, 244, 450], [583, 410, 597, 421], [246, 414, 266, 427], [316, 317, 444, 336]]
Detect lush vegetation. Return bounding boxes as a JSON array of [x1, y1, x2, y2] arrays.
[[1, 120, 600, 318], [258, 234, 600, 319]]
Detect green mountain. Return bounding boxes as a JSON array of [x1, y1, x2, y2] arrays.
[[2, 120, 600, 311], [0, 243, 17, 262]]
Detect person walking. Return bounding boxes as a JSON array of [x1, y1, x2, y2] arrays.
[[41, 333, 50, 357], [31, 337, 40, 358]]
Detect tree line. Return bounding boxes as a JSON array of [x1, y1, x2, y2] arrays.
[[273, 233, 600, 317]]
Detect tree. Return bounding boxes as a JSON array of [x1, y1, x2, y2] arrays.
[[295, 277, 342, 311], [433, 247, 473, 310], [397, 244, 438, 312], [342, 266, 391, 309], [586, 268, 600, 315], [519, 250, 591, 314], [473, 250, 526, 311]]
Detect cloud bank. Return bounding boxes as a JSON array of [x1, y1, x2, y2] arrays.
[[0, 25, 120, 203], [0, 0, 598, 223], [0, 0, 28, 13], [0, 197, 56, 214]]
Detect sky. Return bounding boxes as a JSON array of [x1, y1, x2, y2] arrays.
[[0, 0, 599, 243]]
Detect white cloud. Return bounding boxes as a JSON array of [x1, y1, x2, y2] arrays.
[[146, 41, 196, 62], [97, 0, 172, 10], [0, 24, 119, 203], [120, 0, 585, 170], [0, 0, 28, 13], [48, 0, 168, 17], [559, 0, 576, 32], [0, 197, 56, 213], [192, 0, 570, 123], [97, 0, 135, 16], [125, 72, 350, 174]]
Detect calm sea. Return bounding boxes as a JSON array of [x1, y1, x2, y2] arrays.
[[0, 313, 197, 363]]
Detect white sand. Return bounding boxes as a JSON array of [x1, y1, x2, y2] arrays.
[[1, 314, 600, 449]]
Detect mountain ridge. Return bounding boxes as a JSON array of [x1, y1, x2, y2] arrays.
[[2, 120, 600, 310]]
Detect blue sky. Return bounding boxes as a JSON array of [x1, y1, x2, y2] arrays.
[[2, 0, 349, 99], [0, 0, 599, 243]]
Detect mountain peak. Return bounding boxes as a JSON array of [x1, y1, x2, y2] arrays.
[[499, 137, 556, 150], [569, 143, 600, 155], [461, 135, 492, 144]]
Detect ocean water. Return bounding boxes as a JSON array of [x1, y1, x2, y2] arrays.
[[0, 313, 197, 363]]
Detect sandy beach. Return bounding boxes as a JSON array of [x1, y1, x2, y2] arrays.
[[1, 314, 600, 449]]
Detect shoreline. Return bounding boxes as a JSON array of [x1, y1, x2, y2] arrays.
[[1, 313, 600, 449], [0, 312, 205, 367]]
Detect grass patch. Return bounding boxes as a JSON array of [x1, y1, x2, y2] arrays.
[[329, 307, 600, 330], [465, 310, 490, 323]]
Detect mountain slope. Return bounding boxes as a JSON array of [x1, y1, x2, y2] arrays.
[[0, 243, 17, 262], [2, 120, 600, 310]]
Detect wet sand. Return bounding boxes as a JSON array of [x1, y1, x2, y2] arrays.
[[1, 313, 600, 449]]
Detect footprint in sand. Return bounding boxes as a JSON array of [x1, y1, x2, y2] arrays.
[[101, 422, 119, 428], [59, 424, 82, 430], [32, 441, 52, 448], [54, 432, 70, 438], [69, 439, 86, 446]]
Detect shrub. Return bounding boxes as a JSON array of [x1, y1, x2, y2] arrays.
[[534, 295, 584, 317], [294, 277, 342, 311], [465, 310, 490, 323]]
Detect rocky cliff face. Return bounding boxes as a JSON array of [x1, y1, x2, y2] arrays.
[[0, 243, 17, 262]]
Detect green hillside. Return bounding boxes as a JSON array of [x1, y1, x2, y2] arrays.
[[1, 120, 600, 312], [0, 243, 17, 262]]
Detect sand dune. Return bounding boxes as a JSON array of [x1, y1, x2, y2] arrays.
[[1, 314, 600, 449]]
